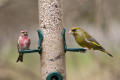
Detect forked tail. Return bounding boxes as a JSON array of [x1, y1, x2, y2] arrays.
[[16, 53, 23, 62], [101, 49, 113, 57]]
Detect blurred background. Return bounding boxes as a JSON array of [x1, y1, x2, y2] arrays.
[[0, 0, 120, 80]]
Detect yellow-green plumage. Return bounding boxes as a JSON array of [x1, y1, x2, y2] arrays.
[[70, 27, 113, 57]]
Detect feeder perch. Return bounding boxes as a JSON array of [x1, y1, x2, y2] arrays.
[[62, 28, 86, 52], [19, 29, 43, 54]]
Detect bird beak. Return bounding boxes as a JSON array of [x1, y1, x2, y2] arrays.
[[25, 32, 27, 35], [68, 30, 72, 34], [24, 32, 28, 36]]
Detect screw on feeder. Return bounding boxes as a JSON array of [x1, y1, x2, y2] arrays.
[[62, 28, 86, 52]]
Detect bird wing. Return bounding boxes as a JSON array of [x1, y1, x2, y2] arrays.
[[17, 43, 20, 52], [27, 38, 31, 49], [83, 31, 101, 47], [17, 37, 21, 52], [87, 37, 101, 46]]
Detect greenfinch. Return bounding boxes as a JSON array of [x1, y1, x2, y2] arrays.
[[69, 27, 113, 57]]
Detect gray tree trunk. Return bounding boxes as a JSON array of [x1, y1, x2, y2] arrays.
[[38, 0, 66, 80]]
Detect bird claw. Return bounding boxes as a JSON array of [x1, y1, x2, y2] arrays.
[[79, 48, 88, 53], [83, 47, 89, 50]]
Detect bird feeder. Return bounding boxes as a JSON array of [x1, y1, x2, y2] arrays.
[[18, 28, 86, 80]]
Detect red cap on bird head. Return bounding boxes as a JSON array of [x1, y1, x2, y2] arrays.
[[21, 30, 27, 33]]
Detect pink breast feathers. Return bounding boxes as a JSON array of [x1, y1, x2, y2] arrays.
[[18, 36, 30, 50]]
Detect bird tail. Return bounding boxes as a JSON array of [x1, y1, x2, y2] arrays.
[[100, 49, 113, 57], [16, 53, 23, 62]]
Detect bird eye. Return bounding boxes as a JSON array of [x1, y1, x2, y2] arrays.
[[72, 29, 76, 32]]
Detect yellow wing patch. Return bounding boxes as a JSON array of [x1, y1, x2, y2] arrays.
[[91, 41, 100, 46]]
